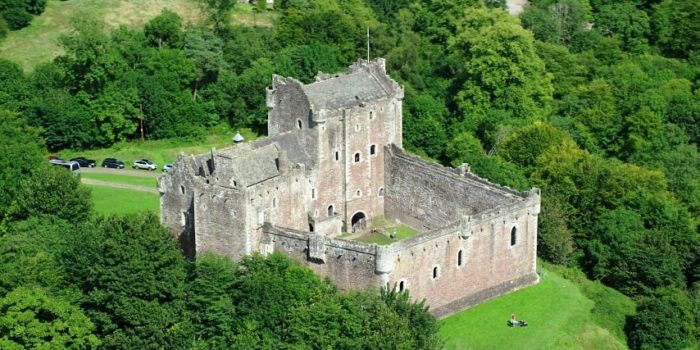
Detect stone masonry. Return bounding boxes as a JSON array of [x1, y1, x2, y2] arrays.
[[159, 59, 540, 317]]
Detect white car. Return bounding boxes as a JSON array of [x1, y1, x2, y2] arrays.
[[133, 159, 157, 171], [163, 164, 173, 172]]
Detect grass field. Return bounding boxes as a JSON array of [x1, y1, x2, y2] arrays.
[[56, 125, 258, 168], [0, 0, 276, 71], [81, 173, 159, 187], [439, 263, 633, 350], [86, 184, 159, 215]]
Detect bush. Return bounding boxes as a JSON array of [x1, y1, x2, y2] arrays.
[[1, 7, 32, 30]]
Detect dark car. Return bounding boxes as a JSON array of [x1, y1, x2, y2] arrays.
[[102, 158, 125, 169], [71, 157, 96, 168]]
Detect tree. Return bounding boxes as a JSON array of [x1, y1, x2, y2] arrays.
[[520, 0, 588, 46], [626, 287, 695, 349], [6, 165, 92, 223], [499, 121, 571, 174], [198, 0, 236, 33], [448, 8, 553, 125], [0, 287, 100, 350], [144, 9, 184, 49], [651, 0, 700, 58], [0, 111, 45, 224], [403, 93, 449, 160], [62, 213, 190, 348], [1, 7, 32, 30], [184, 27, 226, 101]]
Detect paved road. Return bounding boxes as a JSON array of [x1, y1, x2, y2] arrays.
[[81, 178, 159, 194], [82, 167, 162, 178]]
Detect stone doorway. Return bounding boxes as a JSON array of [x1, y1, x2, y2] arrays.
[[351, 212, 367, 233]]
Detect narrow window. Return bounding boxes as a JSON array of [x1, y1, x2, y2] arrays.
[[432, 266, 439, 279], [354, 153, 360, 162], [369, 111, 374, 120], [370, 144, 376, 155], [297, 119, 303, 129], [274, 158, 279, 170], [458, 250, 464, 266], [327, 205, 334, 217], [355, 124, 360, 131], [398, 280, 405, 292], [311, 188, 315, 199], [335, 151, 339, 161], [378, 188, 384, 197], [180, 185, 185, 195], [356, 190, 361, 197], [309, 223, 315, 232], [272, 197, 277, 208], [510, 227, 518, 246]]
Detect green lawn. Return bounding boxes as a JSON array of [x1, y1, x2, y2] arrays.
[[86, 184, 159, 215], [439, 264, 631, 350], [0, 0, 275, 71], [56, 125, 258, 168], [81, 173, 158, 188]]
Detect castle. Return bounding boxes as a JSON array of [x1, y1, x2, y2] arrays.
[[159, 59, 540, 317]]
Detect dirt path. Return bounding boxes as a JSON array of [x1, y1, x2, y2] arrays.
[[507, 0, 529, 15], [81, 178, 159, 194], [82, 167, 162, 178]]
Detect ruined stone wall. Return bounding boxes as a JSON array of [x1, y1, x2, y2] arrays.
[[385, 198, 540, 317], [384, 146, 524, 231], [265, 225, 384, 290], [159, 153, 215, 258], [267, 76, 311, 136]]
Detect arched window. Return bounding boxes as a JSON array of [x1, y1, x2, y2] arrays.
[[370, 144, 376, 155], [458, 250, 464, 267], [432, 266, 439, 279], [296, 119, 303, 129], [398, 280, 405, 292], [510, 227, 518, 246], [354, 153, 360, 162], [378, 188, 384, 197], [327, 205, 334, 217], [356, 190, 361, 197]]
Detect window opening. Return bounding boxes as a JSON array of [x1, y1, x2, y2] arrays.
[[327, 205, 334, 217], [378, 188, 384, 197], [354, 153, 360, 162], [180, 185, 185, 195], [297, 119, 303, 129], [335, 151, 339, 161], [510, 227, 518, 246], [398, 280, 405, 292], [458, 250, 464, 266], [432, 266, 439, 279], [311, 188, 315, 199], [370, 145, 376, 155]]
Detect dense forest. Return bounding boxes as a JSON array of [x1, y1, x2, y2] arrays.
[[0, 0, 699, 348]]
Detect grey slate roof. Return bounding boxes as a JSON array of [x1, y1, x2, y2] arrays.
[[252, 131, 311, 168], [302, 71, 391, 110], [217, 144, 280, 187]]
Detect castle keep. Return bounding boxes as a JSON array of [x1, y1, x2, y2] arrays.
[[159, 59, 540, 317]]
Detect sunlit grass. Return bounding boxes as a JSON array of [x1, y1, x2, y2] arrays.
[[81, 173, 158, 188], [86, 184, 159, 215], [439, 264, 630, 350]]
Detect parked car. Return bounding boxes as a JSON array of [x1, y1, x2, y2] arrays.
[[70, 157, 96, 168], [49, 159, 81, 176], [102, 158, 125, 169], [163, 163, 173, 172], [133, 159, 157, 171]]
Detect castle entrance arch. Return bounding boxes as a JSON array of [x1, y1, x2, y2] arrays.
[[351, 211, 367, 233]]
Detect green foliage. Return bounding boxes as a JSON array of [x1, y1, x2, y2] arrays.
[[380, 287, 442, 349], [1, 6, 33, 30], [626, 287, 696, 350], [537, 195, 575, 264], [520, 0, 588, 46], [651, 0, 700, 58], [0, 110, 45, 223], [449, 8, 553, 123], [144, 9, 184, 49], [274, 42, 342, 83], [62, 213, 190, 348], [0, 286, 100, 350], [595, 2, 650, 52], [198, 0, 237, 33], [403, 93, 449, 160]]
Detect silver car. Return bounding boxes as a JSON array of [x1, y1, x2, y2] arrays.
[[133, 159, 157, 171]]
